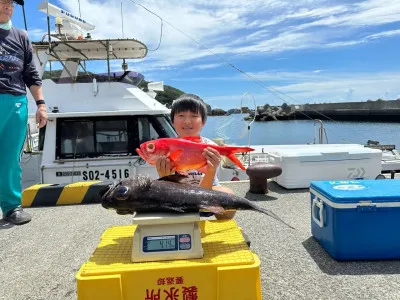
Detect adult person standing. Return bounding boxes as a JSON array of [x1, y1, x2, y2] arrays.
[[0, 0, 47, 225]]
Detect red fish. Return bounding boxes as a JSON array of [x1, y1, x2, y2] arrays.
[[136, 136, 254, 172]]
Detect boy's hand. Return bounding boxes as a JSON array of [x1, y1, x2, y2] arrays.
[[156, 156, 175, 177], [202, 147, 221, 173]]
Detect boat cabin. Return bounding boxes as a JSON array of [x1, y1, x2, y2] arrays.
[[22, 38, 177, 188]]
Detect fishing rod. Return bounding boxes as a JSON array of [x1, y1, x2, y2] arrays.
[[13, 0, 27, 30], [125, 0, 338, 124], [241, 92, 257, 147], [126, 0, 163, 52], [241, 92, 257, 166]]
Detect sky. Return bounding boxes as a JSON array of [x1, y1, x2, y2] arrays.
[[12, 0, 400, 110]]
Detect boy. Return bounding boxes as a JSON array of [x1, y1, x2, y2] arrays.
[[155, 94, 236, 220]]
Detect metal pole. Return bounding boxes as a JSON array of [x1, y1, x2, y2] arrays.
[[77, 0, 82, 17], [21, 4, 27, 30], [121, 2, 124, 38], [106, 40, 111, 81], [46, 0, 51, 52]]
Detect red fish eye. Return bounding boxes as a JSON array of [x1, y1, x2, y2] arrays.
[[146, 143, 155, 153]]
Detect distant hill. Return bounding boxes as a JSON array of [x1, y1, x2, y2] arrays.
[[42, 70, 62, 79], [138, 80, 185, 108]]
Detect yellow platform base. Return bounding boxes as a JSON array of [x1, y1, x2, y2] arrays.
[[76, 220, 262, 300]]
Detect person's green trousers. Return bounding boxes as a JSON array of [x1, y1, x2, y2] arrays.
[[0, 94, 28, 215]]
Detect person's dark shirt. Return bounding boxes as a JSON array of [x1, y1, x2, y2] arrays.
[[0, 27, 41, 96]]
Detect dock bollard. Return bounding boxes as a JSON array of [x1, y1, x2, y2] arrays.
[[246, 163, 282, 194]]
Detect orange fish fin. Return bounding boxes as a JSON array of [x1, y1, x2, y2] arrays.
[[201, 205, 226, 215], [227, 153, 246, 170], [169, 149, 183, 162], [182, 136, 202, 143]]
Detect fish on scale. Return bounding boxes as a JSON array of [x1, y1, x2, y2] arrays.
[[100, 174, 294, 229]]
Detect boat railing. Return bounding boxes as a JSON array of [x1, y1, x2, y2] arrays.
[[313, 119, 329, 144], [24, 129, 39, 153]]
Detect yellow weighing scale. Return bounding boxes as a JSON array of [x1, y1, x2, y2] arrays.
[[130, 213, 204, 262], [76, 214, 262, 300]]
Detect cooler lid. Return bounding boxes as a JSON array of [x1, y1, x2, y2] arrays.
[[310, 180, 400, 203], [268, 146, 381, 162]]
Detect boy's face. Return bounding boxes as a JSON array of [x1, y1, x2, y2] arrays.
[[173, 110, 205, 137]]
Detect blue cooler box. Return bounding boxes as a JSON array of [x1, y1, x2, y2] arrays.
[[310, 180, 400, 260]]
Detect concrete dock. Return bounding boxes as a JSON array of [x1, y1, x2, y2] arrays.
[[1, 180, 400, 300]]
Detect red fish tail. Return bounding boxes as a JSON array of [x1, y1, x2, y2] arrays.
[[224, 146, 254, 153], [220, 146, 254, 170], [226, 153, 246, 170]]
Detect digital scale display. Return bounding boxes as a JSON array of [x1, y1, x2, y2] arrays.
[[143, 234, 192, 252]]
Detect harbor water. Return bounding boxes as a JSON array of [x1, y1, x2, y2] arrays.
[[202, 115, 400, 148]]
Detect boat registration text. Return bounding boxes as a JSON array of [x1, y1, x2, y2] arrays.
[[83, 169, 130, 180], [55, 169, 130, 180]]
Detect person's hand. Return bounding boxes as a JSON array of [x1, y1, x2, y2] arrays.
[[202, 147, 221, 173], [156, 156, 175, 177], [36, 105, 47, 128]]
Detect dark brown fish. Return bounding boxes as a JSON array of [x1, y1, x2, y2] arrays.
[[100, 174, 294, 229]]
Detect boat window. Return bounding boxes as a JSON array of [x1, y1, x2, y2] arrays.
[[58, 120, 95, 158], [48, 70, 145, 86], [56, 115, 176, 159], [57, 118, 132, 159], [155, 115, 177, 138], [137, 116, 177, 144], [96, 120, 128, 154], [138, 117, 161, 143]]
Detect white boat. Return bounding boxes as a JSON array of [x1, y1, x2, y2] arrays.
[[21, 2, 177, 189]]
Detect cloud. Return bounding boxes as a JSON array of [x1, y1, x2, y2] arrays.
[[189, 63, 225, 70], [36, 1, 399, 110], [27, 28, 46, 40], [294, 0, 400, 30], [367, 29, 400, 39], [53, 0, 400, 69], [345, 88, 354, 101], [203, 71, 400, 108]]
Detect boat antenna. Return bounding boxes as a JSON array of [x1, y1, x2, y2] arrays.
[[77, 0, 82, 17], [121, 2, 124, 38], [45, 0, 51, 51], [121, 2, 128, 71]]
